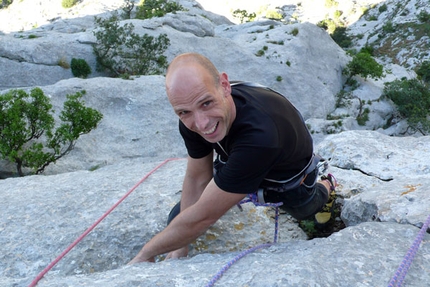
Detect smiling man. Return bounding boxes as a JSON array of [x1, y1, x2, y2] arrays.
[[128, 53, 335, 263]]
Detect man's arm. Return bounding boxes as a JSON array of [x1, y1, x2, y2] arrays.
[[128, 163, 246, 263], [164, 153, 214, 259], [180, 154, 214, 213]]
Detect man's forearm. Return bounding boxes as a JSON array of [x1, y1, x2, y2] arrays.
[[130, 206, 213, 262]]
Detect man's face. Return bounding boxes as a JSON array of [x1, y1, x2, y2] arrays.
[[166, 66, 234, 143]]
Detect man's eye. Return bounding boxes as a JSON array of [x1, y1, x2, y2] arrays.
[[202, 101, 212, 107], [178, 111, 189, 117]]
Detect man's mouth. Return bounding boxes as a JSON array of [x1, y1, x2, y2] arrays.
[[203, 122, 218, 135]]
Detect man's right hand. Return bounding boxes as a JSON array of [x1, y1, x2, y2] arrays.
[[165, 246, 189, 260]]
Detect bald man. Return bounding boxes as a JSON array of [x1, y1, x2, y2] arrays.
[[128, 53, 335, 264]]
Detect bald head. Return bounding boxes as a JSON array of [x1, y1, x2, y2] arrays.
[[166, 53, 220, 95], [164, 53, 235, 143]]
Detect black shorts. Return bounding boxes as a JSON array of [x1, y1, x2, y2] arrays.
[[262, 168, 328, 220]]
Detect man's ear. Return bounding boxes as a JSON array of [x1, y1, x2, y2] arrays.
[[219, 72, 231, 96]]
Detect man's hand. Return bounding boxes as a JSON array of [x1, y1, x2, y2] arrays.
[[165, 246, 189, 260], [127, 253, 155, 265]]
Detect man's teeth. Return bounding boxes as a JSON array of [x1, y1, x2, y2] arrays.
[[203, 123, 217, 135]]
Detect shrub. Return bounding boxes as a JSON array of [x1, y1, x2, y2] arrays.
[[0, 0, 13, 9], [416, 60, 430, 83], [0, 88, 103, 176], [291, 27, 299, 36], [135, 0, 184, 20], [383, 78, 430, 134], [331, 26, 352, 48], [343, 51, 383, 81], [71, 58, 92, 78], [93, 14, 170, 77], [62, 0, 78, 9], [382, 21, 396, 33], [121, 0, 135, 19], [265, 9, 283, 20], [418, 10, 430, 23], [232, 9, 256, 23], [378, 4, 388, 13], [317, 18, 336, 34]]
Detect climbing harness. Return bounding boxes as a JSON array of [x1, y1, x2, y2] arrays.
[[28, 158, 184, 287], [204, 193, 283, 287], [387, 213, 430, 287]]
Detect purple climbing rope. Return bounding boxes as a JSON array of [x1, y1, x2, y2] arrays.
[[388, 214, 430, 287], [205, 194, 283, 287]]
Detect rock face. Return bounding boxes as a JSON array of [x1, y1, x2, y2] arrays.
[[0, 1, 429, 287], [1, 131, 429, 287]]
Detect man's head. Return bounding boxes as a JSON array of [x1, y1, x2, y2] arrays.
[[165, 53, 236, 143]]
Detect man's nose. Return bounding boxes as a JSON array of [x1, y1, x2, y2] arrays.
[[194, 111, 209, 131]]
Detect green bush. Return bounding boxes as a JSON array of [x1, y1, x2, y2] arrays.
[[0, 88, 103, 176], [121, 0, 135, 19], [378, 4, 388, 13], [0, 0, 13, 9], [418, 10, 430, 23], [383, 78, 430, 134], [331, 26, 352, 48], [135, 0, 184, 20], [62, 0, 78, 9], [415, 60, 430, 83], [232, 9, 256, 23], [71, 58, 92, 78], [93, 14, 170, 77], [343, 51, 383, 81], [382, 21, 396, 33]]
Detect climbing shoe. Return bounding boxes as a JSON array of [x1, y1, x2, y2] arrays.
[[314, 174, 337, 226]]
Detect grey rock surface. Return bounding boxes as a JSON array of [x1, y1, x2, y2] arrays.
[[1, 130, 430, 287], [1, 1, 430, 287]]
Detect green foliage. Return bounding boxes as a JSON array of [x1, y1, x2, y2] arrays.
[[383, 78, 430, 134], [121, 0, 135, 20], [265, 9, 283, 20], [291, 27, 299, 36], [71, 58, 91, 78], [416, 60, 430, 83], [382, 21, 396, 33], [61, 0, 78, 9], [232, 9, 256, 23], [357, 107, 370, 126], [0, 0, 13, 9], [276, 76, 282, 82], [360, 44, 374, 55], [331, 26, 352, 48], [135, 0, 184, 20], [317, 18, 337, 34], [92, 14, 170, 77], [0, 88, 103, 176], [325, 0, 338, 8], [343, 52, 383, 81], [418, 10, 430, 23], [378, 4, 388, 13]]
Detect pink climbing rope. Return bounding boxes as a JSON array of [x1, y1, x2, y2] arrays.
[[28, 157, 184, 287]]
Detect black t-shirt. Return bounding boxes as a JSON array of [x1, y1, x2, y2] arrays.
[[179, 82, 313, 194]]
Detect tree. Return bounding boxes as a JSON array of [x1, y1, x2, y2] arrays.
[[92, 13, 170, 77], [383, 78, 430, 134], [343, 51, 383, 82], [135, 0, 184, 20], [0, 88, 103, 176]]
